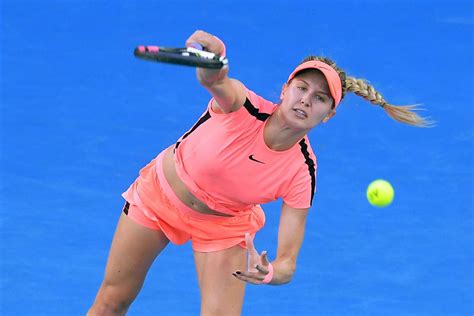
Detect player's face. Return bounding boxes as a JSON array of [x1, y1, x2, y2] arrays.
[[279, 70, 336, 130]]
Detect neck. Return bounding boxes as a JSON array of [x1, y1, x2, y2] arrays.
[[264, 109, 309, 151]]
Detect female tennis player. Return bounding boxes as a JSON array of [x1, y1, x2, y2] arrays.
[[87, 30, 430, 316]]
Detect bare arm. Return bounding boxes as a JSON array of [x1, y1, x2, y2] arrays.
[[185, 30, 246, 114], [233, 202, 308, 285], [270, 203, 308, 284]]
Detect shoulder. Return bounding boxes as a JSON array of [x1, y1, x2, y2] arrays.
[[208, 86, 277, 120], [291, 137, 318, 189], [281, 138, 317, 208], [296, 137, 316, 167], [245, 88, 276, 112]]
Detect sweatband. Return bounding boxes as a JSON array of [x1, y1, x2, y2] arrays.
[[262, 263, 274, 284], [287, 60, 343, 108]]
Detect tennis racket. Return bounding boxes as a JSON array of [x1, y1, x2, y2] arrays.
[[134, 44, 228, 69]]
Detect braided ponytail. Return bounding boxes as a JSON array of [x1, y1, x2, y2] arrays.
[[300, 56, 434, 127]]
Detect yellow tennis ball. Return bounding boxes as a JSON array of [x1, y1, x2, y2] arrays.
[[366, 179, 394, 207]]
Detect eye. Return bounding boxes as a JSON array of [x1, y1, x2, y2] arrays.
[[297, 85, 306, 91], [314, 95, 325, 102]]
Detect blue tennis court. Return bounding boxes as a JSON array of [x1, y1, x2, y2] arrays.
[[1, 0, 472, 315]]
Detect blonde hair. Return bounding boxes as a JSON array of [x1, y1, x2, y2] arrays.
[[299, 56, 434, 127]]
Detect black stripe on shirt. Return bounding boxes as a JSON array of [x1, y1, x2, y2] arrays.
[[175, 110, 211, 149], [122, 202, 130, 215], [243, 98, 271, 121], [174, 97, 269, 150], [298, 138, 316, 206]]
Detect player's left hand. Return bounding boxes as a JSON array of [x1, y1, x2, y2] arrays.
[[232, 233, 271, 285]]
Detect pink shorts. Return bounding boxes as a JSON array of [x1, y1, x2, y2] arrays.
[[121, 151, 266, 252]]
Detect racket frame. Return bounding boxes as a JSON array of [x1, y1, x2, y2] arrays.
[[134, 46, 228, 69]]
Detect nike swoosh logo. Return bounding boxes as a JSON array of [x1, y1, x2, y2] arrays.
[[248, 155, 265, 164]]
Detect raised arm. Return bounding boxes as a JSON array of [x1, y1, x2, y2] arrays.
[[185, 30, 246, 114]]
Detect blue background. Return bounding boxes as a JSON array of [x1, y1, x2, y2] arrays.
[[1, 0, 473, 315]]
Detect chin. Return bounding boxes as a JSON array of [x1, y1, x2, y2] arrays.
[[288, 118, 314, 131]]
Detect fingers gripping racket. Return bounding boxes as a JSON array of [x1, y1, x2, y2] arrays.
[[134, 43, 228, 69]]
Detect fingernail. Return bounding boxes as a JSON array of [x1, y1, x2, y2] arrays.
[[236, 271, 241, 275], [232, 273, 237, 277]]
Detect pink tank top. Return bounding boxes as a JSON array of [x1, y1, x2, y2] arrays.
[[173, 88, 317, 216]]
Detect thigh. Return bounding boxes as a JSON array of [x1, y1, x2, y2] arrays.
[[99, 212, 170, 299], [194, 245, 247, 316]]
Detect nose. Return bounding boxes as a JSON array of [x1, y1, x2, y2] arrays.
[[300, 97, 310, 107]]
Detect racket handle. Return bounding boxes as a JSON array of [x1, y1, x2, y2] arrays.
[[188, 42, 203, 51], [136, 45, 159, 53]]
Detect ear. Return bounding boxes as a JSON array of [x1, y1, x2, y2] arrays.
[[322, 109, 336, 123], [280, 83, 288, 100]]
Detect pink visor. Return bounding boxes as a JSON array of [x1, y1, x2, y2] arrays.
[[287, 60, 343, 108]]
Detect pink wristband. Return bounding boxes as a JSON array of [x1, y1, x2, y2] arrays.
[[262, 263, 274, 284]]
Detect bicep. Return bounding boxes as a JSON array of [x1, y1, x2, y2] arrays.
[[276, 203, 309, 263], [207, 78, 247, 114]]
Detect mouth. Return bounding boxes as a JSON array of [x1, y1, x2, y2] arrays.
[[292, 108, 308, 119]]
